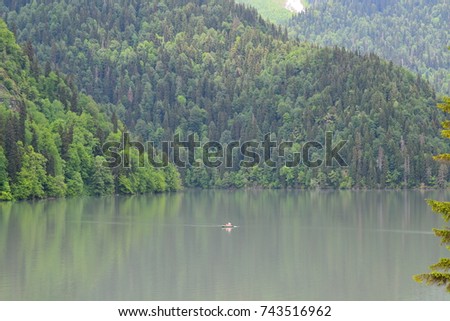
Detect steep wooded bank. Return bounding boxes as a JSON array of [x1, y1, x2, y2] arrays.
[[0, 19, 180, 200]]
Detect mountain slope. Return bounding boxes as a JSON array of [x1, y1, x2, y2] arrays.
[[0, 0, 448, 190], [288, 0, 450, 94], [0, 19, 181, 200]]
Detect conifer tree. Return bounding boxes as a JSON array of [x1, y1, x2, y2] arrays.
[[414, 97, 450, 292]]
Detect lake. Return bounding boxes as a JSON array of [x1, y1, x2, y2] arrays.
[[0, 190, 449, 300]]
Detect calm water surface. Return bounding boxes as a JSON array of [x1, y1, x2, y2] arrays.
[[0, 190, 449, 300]]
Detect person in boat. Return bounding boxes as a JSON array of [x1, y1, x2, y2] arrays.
[[225, 222, 232, 227]]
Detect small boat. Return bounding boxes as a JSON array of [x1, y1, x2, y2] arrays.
[[221, 223, 236, 228]]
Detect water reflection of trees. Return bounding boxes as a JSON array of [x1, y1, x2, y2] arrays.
[[0, 191, 447, 300]]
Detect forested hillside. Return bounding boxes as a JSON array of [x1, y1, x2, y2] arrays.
[[288, 0, 450, 94], [0, 0, 448, 193], [0, 19, 180, 200]]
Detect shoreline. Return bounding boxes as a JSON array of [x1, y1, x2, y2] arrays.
[[1, 187, 446, 203]]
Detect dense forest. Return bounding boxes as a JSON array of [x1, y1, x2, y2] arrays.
[[0, 19, 181, 200], [0, 0, 448, 198], [288, 0, 450, 94]]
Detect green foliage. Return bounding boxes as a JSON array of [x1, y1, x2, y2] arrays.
[[2, 1, 446, 190], [414, 97, 450, 293], [164, 164, 183, 191], [66, 172, 84, 197], [427, 199, 450, 222], [12, 144, 47, 200], [118, 175, 133, 195], [0, 2, 448, 192], [90, 156, 115, 196], [289, 0, 450, 94], [414, 272, 450, 292], [117, 148, 174, 195], [0, 147, 13, 201], [0, 18, 181, 201], [430, 258, 450, 272], [45, 175, 67, 198]]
